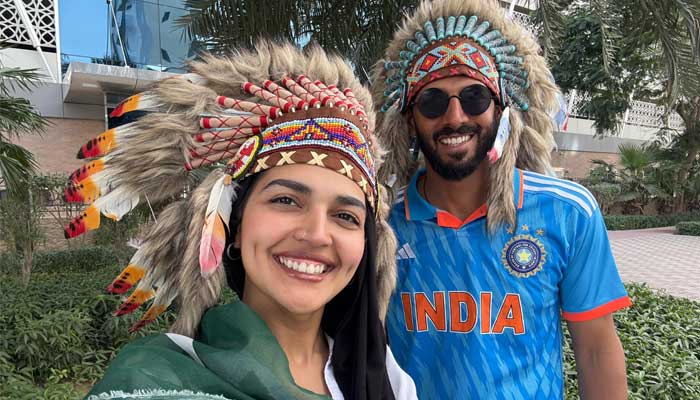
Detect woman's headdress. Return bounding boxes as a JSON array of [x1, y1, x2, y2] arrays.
[[62, 41, 397, 336], [372, 0, 567, 232]]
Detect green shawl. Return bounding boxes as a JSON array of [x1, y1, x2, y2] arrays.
[[86, 301, 332, 400]]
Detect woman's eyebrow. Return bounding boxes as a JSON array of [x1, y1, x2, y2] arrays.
[[336, 195, 365, 210], [262, 179, 311, 194]]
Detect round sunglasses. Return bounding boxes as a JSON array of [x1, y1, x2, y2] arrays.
[[412, 84, 497, 119]]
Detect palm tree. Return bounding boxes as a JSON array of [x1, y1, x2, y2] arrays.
[[176, 0, 419, 80], [0, 42, 47, 195], [535, 0, 700, 102]]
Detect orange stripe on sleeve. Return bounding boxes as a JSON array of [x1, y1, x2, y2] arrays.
[[562, 296, 632, 322], [517, 169, 524, 209], [404, 194, 411, 221]]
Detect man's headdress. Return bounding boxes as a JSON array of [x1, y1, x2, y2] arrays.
[[372, 0, 566, 232], [62, 41, 397, 336]]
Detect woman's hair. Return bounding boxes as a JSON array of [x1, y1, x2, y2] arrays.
[[221, 174, 395, 400]]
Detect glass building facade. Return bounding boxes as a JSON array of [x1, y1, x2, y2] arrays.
[[60, 0, 199, 74]]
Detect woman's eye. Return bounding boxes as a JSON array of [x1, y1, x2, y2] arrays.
[[337, 212, 360, 226], [271, 196, 297, 206]]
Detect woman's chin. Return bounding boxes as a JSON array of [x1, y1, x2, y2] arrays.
[[275, 295, 330, 317]]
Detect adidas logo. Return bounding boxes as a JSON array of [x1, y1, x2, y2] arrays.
[[396, 243, 416, 260]]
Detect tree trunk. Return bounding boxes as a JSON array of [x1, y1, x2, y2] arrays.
[[21, 246, 33, 287]]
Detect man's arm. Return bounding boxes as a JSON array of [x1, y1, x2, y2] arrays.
[[567, 314, 627, 400]]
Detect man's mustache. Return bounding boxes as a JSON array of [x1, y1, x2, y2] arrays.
[[432, 124, 480, 142]]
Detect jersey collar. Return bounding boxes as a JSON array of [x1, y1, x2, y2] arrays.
[[404, 168, 524, 228]]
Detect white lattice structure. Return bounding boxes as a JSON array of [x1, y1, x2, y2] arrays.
[[0, 0, 57, 49], [626, 100, 684, 130], [511, 10, 535, 32]]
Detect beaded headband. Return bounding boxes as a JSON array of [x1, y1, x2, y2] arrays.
[[380, 15, 530, 113]]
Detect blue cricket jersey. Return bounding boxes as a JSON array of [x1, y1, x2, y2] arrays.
[[387, 168, 631, 399]]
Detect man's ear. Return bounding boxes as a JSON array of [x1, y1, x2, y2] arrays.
[[494, 106, 503, 121], [407, 108, 416, 137]]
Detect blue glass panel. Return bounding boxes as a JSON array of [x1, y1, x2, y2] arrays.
[[60, 0, 196, 73], [159, 4, 198, 72]]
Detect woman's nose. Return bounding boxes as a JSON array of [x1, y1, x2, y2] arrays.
[[293, 210, 332, 247]]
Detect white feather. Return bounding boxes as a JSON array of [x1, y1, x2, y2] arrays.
[[95, 187, 140, 221]]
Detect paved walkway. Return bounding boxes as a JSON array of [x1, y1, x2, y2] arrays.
[[608, 227, 700, 301]]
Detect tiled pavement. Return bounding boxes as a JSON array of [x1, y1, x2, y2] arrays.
[[608, 227, 700, 301]]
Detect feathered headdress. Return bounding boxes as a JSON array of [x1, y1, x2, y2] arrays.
[[372, 0, 566, 232], [62, 41, 397, 336]]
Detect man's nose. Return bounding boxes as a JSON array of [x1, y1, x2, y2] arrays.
[[443, 96, 471, 128]]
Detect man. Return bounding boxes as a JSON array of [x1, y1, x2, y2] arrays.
[[372, 0, 631, 398]]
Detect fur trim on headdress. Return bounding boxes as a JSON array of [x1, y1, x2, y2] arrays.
[[372, 0, 560, 232], [65, 41, 396, 334]]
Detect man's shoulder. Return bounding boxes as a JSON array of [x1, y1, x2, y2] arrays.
[[389, 186, 408, 217], [521, 170, 599, 218]]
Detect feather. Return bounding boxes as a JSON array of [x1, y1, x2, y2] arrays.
[[76, 123, 140, 159], [488, 107, 511, 164], [64, 176, 101, 204], [129, 303, 169, 332], [114, 288, 155, 316], [63, 187, 137, 238], [77, 128, 118, 159], [199, 175, 235, 277], [128, 281, 177, 332], [95, 187, 140, 221], [109, 93, 159, 118], [107, 263, 146, 294], [64, 205, 100, 238], [69, 159, 105, 184]]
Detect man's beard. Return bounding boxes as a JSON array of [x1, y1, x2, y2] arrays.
[[416, 118, 498, 181]]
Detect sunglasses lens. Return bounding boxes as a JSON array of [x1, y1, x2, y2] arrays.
[[459, 85, 493, 115], [416, 88, 449, 119]]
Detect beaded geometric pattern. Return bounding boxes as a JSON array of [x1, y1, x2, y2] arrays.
[[407, 39, 500, 104], [242, 117, 377, 206], [381, 14, 531, 113]]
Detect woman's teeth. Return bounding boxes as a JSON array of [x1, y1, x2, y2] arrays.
[[439, 134, 473, 145], [278, 256, 328, 275]]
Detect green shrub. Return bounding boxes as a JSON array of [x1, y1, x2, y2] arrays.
[[588, 183, 621, 214], [0, 266, 174, 391], [677, 221, 700, 236], [604, 211, 700, 230], [32, 246, 131, 273], [0, 246, 134, 275], [564, 283, 700, 399], [0, 252, 21, 273], [12, 309, 91, 382]]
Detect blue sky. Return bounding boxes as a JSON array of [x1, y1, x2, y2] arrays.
[[59, 0, 110, 58]]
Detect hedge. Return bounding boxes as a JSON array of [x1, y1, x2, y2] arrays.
[[677, 221, 700, 236], [0, 266, 175, 393], [0, 246, 135, 274], [563, 284, 700, 399], [604, 212, 700, 231]]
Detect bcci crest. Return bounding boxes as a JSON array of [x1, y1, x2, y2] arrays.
[[501, 234, 546, 278]]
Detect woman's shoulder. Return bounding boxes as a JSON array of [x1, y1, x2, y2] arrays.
[[85, 333, 226, 399]]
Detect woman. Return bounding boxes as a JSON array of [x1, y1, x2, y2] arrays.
[[63, 41, 416, 399]]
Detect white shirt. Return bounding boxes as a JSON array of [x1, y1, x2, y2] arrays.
[[324, 336, 418, 400], [167, 333, 418, 399]]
